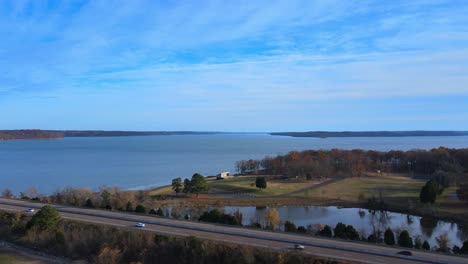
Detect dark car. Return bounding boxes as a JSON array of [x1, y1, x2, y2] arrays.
[[397, 251, 412, 256]]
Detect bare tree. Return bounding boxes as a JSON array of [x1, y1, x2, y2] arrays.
[[1, 188, 14, 198]]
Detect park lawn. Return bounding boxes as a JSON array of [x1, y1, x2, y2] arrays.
[[149, 176, 328, 197], [435, 186, 468, 218], [148, 185, 173, 196], [208, 176, 327, 197], [292, 176, 426, 207]]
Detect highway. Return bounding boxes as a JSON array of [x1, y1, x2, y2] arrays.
[[0, 198, 466, 264]]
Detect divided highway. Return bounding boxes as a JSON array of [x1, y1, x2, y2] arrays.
[[0, 198, 466, 264]]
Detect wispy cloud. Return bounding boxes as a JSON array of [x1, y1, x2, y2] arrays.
[[0, 0, 467, 130]]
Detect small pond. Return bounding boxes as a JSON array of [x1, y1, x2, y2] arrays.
[[222, 206, 467, 248], [164, 205, 467, 248]]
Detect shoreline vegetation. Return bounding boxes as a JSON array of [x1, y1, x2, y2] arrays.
[[271, 131, 468, 138], [2, 129, 468, 140]]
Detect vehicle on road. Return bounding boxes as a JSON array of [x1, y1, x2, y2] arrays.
[[294, 244, 305, 250], [397, 251, 412, 256], [135, 222, 145, 228], [25, 208, 35, 213]]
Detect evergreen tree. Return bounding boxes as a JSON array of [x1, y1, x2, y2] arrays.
[[84, 198, 95, 208], [135, 204, 146, 214], [255, 177, 267, 189], [414, 237, 422, 249], [422, 240, 431, 250], [345, 225, 360, 240], [171, 177, 183, 195], [384, 228, 395, 245], [398, 230, 413, 248], [284, 221, 297, 232], [334, 222, 347, 239], [319, 225, 332, 237], [190, 173, 210, 196], [460, 240, 468, 254], [27, 205, 60, 230], [420, 179, 441, 204], [183, 178, 192, 193]]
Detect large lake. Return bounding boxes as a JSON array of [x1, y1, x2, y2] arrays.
[[1, 134, 468, 194]]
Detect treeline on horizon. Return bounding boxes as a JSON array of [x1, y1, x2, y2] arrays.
[[271, 131, 468, 138], [0, 129, 64, 140], [0, 129, 221, 140], [236, 147, 468, 185]]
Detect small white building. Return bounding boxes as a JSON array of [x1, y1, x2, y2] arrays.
[[217, 172, 231, 179]]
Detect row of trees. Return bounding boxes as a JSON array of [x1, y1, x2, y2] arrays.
[[1, 186, 158, 216], [171, 173, 209, 196], [284, 220, 468, 254], [238, 148, 468, 182]]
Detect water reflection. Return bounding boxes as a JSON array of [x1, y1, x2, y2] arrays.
[[223, 206, 466, 247]]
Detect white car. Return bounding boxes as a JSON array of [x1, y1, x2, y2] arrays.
[[25, 208, 35, 213], [294, 244, 305, 250], [135, 222, 145, 228]]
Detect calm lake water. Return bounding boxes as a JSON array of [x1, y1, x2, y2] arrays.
[[1, 134, 468, 194], [223, 206, 468, 248]]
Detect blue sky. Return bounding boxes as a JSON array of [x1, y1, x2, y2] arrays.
[[1, 0, 468, 131]]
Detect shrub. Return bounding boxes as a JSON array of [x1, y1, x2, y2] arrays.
[[297, 226, 306, 233], [414, 237, 422, 249], [319, 225, 332, 237], [255, 177, 267, 189], [461, 240, 468, 254], [422, 240, 431, 250], [367, 234, 377, 243], [384, 228, 395, 245], [84, 198, 95, 208], [156, 208, 164, 217], [27, 205, 60, 231], [135, 205, 146, 214], [334, 223, 359, 240], [284, 221, 297, 232], [198, 210, 241, 226], [398, 231, 413, 248]]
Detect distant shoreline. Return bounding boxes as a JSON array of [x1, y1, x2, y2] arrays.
[[270, 131, 468, 138], [0, 129, 223, 141], [2, 129, 468, 141]]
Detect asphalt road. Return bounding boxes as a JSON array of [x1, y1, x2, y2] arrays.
[[0, 198, 466, 264]]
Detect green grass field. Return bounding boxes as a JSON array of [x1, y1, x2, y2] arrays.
[[208, 176, 326, 197], [292, 175, 425, 203], [149, 176, 327, 197]]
